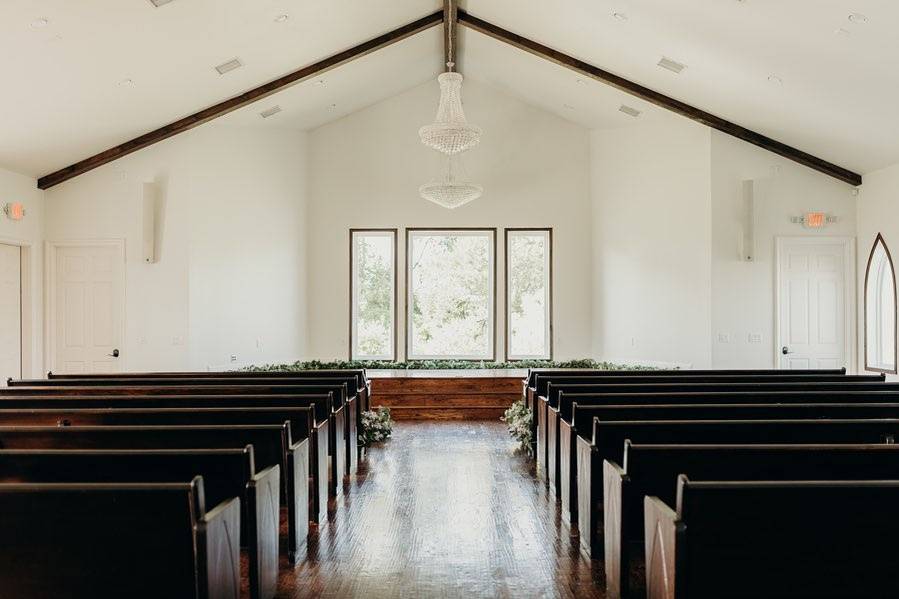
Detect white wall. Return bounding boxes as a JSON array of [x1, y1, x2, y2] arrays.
[[44, 125, 308, 371], [856, 162, 899, 378], [306, 78, 594, 361], [590, 119, 713, 368], [0, 167, 44, 377], [710, 132, 856, 369]]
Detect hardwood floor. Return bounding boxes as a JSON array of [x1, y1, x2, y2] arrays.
[[277, 421, 606, 598]]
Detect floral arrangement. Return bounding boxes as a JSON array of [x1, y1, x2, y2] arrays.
[[359, 406, 393, 447], [245, 358, 650, 371], [502, 400, 533, 453]]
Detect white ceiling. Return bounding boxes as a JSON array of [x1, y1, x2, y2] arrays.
[[2, 0, 897, 179]]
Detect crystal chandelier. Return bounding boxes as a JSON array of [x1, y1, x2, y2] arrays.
[[419, 72, 481, 155], [419, 156, 483, 209]]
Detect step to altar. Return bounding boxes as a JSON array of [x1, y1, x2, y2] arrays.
[[368, 369, 526, 420]]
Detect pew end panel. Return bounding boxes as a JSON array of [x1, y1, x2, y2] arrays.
[[312, 419, 330, 522], [603, 458, 629, 599], [576, 434, 602, 558], [643, 495, 679, 599], [558, 416, 578, 525], [547, 404, 561, 496], [329, 405, 346, 497], [247, 465, 280, 599], [286, 437, 310, 562], [346, 394, 358, 476], [196, 495, 243, 599], [536, 395, 547, 480]]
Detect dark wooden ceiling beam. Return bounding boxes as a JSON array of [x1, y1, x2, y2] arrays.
[[443, 0, 458, 71], [37, 10, 444, 190], [457, 9, 862, 187]]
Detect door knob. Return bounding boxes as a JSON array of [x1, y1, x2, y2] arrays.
[[108, 349, 120, 358], [781, 346, 791, 355]]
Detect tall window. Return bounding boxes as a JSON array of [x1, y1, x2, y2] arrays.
[[407, 229, 496, 360], [865, 233, 897, 373], [350, 229, 396, 360], [506, 229, 552, 360]]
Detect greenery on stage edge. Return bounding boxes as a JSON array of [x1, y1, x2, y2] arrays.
[[502, 400, 533, 454], [244, 358, 655, 371], [359, 407, 394, 447]]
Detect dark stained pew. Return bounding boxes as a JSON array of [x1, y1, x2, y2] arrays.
[[47, 368, 371, 411], [540, 376, 888, 491], [556, 388, 899, 524], [0, 424, 308, 564], [0, 388, 334, 514], [577, 418, 899, 558], [7, 378, 360, 479], [644, 478, 899, 599], [531, 371, 866, 479], [607, 443, 899, 599], [0, 404, 320, 525], [0, 477, 240, 599], [0, 447, 277, 599]]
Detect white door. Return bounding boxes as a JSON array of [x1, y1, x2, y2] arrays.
[[0, 244, 21, 381], [777, 238, 851, 370], [53, 243, 124, 374]]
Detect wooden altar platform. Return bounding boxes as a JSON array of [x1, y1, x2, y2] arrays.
[[368, 369, 527, 420]]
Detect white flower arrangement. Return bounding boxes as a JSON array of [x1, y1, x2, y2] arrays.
[[502, 400, 532, 453], [359, 406, 394, 446]]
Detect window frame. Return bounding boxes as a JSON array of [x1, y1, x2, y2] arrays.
[[404, 227, 497, 361], [864, 232, 898, 374], [348, 228, 398, 361], [504, 228, 554, 361]]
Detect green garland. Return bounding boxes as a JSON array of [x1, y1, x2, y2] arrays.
[[244, 358, 654, 371]]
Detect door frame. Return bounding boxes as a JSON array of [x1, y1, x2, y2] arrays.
[[0, 237, 33, 378], [45, 239, 127, 374], [774, 236, 856, 372]]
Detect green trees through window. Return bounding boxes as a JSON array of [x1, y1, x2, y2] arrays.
[[351, 230, 396, 360], [407, 230, 495, 359]]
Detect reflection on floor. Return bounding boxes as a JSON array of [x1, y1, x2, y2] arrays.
[[277, 421, 605, 598]]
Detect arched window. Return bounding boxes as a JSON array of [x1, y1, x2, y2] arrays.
[[865, 234, 897, 373]]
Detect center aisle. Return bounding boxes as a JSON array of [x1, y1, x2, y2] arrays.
[[280, 421, 605, 598]]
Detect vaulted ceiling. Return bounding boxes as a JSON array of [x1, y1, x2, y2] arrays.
[[2, 0, 896, 182]]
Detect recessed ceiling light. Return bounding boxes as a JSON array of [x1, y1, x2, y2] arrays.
[[619, 105, 642, 118], [767, 74, 783, 85], [328, 103, 337, 110], [260, 105, 282, 119], [29, 17, 49, 29], [215, 58, 243, 75], [274, 14, 289, 23], [314, 79, 326, 86], [148, 0, 175, 7], [848, 13, 868, 24], [834, 27, 851, 36], [576, 78, 587, 86], [612, 12, 628, 21], [657, 57, 687, 74], [563, 103, 575, 110], [117, 78, 134, 87]]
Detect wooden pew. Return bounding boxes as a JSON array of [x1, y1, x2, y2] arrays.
[[644, 477, 899, 599], [556, 387, 899, 524], [0, 404, 321, 525], [0, 424, 308, 564], [7, 378, 361, 479], [530, 371, 865, 479], [577, 417, 899, 558], [0, 387, 335, 514], [0, 447, 277, 599], [0, 477, 240, 599], [607, 443, 899, 599], [46, 368, 372, 412], [540, 376, 887, 490]]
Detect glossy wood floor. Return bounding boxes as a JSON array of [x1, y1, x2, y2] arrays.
[[275, 421, 605, 598]]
